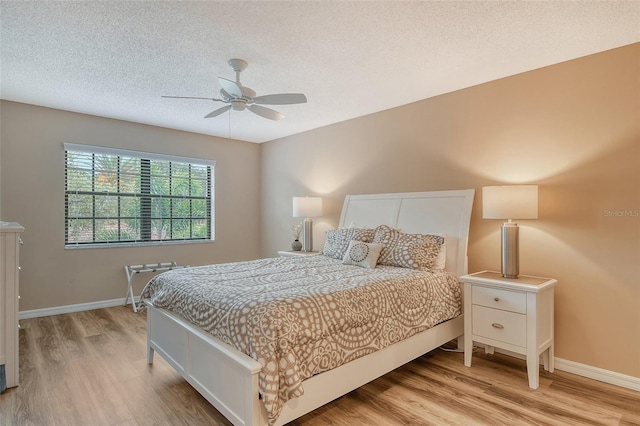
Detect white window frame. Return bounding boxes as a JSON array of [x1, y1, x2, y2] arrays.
[[64, 143, 215, 248]]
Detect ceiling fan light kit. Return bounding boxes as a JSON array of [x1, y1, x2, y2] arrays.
[[162, 58, 307, 121]]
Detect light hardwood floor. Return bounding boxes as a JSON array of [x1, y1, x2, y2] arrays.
[[1, 306, 638, 425]]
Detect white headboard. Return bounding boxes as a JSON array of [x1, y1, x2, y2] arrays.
[[338, 190, 475, 277]]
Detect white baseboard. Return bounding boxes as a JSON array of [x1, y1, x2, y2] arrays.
[[19, 296, 140, 320], [19, 302, 639, 393], [554, 357, 640, 392], [476, 345, 640, 393]]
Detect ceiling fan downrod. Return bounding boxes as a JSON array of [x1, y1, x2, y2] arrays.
[[228, 58, 248, 84]]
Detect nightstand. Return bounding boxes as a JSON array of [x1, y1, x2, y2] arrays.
[[461, 271, 557, 389], [277, 250, 320, 257]]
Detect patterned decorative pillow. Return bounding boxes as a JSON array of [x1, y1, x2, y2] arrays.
[[322, 228, 376, 260], [342, 241, 383, 269], [373, 224, 445, 270]]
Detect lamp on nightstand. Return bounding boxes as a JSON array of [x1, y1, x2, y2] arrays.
[[483, 185, 538, 279], [292, 196, 322, 252]]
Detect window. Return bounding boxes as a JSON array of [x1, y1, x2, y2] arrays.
[[64, 143, 215, 247]]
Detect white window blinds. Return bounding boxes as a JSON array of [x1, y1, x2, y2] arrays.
[[64, 143, 215, 247]]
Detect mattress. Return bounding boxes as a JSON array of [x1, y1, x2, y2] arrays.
[[140, 254, 462, 424]]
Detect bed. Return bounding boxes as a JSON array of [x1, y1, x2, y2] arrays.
[[142, 189, 475, 426]]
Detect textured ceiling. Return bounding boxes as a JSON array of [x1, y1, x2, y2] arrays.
[[1, 1, 639, 143]]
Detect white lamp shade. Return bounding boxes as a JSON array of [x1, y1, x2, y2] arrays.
[[292, 197, 323, 218], [482, 185, 538, 220]]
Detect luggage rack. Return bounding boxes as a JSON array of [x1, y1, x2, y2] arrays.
[[124, 262, 189, 312]]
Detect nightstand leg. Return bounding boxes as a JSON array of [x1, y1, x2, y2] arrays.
[[526, 353, 540, 389], [542, 350, 549, 371], [545, 345, 554, 373], [464, 337, 473, 367]]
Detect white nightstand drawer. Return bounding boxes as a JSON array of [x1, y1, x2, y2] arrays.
[[472, 305, 526, 347], [472, 286, 526, 314]]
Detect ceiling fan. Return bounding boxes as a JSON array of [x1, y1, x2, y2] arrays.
[[162, 59, 307, 121]]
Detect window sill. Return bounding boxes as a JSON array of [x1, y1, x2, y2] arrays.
[[64, 239, 215, 250]]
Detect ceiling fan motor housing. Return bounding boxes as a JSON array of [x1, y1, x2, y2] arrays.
[[231, 99, 247, 111]]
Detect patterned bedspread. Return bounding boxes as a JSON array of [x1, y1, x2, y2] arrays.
[[140, 255, 462, 424]]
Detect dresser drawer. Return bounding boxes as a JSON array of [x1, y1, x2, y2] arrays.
[[472, 305, 526, 347], [472, 286, 526, 314]]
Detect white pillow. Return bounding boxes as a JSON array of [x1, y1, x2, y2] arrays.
[[342, 240, 383, 269]]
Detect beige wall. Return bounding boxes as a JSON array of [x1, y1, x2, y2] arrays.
[[0, 101, 261, 310], [260, 44, 640, 377]]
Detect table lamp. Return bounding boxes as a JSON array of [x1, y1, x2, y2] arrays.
[[292, 196, 322, 252], [482, 185, 538, 278]]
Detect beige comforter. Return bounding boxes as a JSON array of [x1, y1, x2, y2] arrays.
[[140, 255, 461, 424]]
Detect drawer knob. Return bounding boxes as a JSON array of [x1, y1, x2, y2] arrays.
[[492, 323, 504, 329], [494, 297, 500, 302]]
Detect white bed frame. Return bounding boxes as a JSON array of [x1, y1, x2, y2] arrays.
[[146, 189, 475, 426]]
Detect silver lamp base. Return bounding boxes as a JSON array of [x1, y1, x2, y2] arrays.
[[302, 217, 313, 252], [501, 222, 519, 278]]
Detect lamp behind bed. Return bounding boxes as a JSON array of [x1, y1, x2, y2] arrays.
[[292, 196, 323, 252]]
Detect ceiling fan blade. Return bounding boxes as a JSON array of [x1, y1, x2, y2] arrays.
[[218, 77, 243, 98], [204, 105, 232, 118], [248, 105, 284, 121], [252, 93, 307, 105], [240, 86, 256, 98], [162, 95, 223, 101]]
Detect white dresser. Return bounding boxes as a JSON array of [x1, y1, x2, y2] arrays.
[[1, 222, 24, 391], [461, 270, 557, 389]]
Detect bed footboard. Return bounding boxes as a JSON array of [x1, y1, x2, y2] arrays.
[[146, 303, 266, 426], [147, 301, 463, 426], [274, 315, 464, 425]]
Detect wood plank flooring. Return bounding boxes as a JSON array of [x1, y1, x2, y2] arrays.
[[1, 306, 638, 425]]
